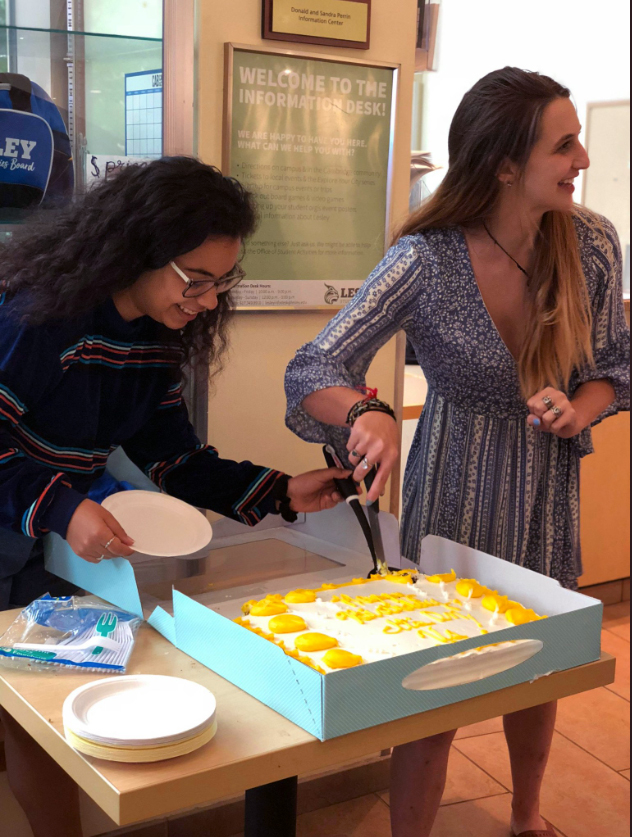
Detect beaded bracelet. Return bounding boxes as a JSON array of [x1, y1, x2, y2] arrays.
[[346, 397, 396, 427], [272, 474, 299, 523]]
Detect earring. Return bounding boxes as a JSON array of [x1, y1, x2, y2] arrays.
[[505, 181, 514, 187]]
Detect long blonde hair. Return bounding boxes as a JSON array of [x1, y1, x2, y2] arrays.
[[400, 68, 593, 397]]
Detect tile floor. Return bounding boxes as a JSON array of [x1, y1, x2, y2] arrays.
[[227, 602, 631, 837]]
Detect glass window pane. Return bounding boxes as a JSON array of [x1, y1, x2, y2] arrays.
[[0, 1, 7, 73], [0, 23, 163, 223]]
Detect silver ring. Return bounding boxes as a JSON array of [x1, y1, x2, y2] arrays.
[[362, 457, 372, 470], [542, 395, 555, 410], [551, 405, 563, 418], [104, 537, 116, 552], [97, 554, 105, 563]]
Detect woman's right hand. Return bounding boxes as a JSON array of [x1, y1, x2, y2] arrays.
[[346, 411, 400, 502], [65, 499, 135, 563]]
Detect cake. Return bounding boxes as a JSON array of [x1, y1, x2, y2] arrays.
[[234, 570, 546, 674]]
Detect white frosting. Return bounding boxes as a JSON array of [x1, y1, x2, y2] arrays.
[[242, 576, 524, 674]]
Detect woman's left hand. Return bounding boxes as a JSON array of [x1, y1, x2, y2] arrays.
[[527, 387, 581, 439], [286, 468, 350, 513]]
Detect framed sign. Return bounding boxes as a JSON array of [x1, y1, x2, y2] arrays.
[[263, 0, 371, 50], [224, 44, 398, 309]]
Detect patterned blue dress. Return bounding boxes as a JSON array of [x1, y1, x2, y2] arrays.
[[285, 210, 630, 589]]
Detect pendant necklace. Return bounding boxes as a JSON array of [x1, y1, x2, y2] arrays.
[[482, 222, 531, 280]]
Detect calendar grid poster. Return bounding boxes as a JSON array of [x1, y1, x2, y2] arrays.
[[125, 70, 163, 159]]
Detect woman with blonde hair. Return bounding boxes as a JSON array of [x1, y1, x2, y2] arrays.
[[285, 67, 630, 837]]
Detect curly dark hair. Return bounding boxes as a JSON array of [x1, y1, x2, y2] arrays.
[[0, 156, 258, 376]]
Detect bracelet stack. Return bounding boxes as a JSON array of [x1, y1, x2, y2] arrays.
[[272, 474, 298, 523], [346, 396, 396, 427]]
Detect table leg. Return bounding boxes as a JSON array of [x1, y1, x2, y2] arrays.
[[244, 775, 298, 837]]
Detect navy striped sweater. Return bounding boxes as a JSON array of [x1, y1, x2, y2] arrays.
[[0, 294, 282, 542]]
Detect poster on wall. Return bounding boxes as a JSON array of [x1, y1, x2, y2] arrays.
[[224, 44, 397, 309], [125, 70, 163, 159]]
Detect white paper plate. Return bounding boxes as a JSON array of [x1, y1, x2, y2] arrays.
[[65, 720, 218, 763], [63, 675, 217, 747], [102, 491, 212, 557]]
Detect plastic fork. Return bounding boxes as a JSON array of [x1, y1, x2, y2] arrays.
[[93, 613, 118, 654], [14, 635, 121, 654], [96, 613, 118, 638]]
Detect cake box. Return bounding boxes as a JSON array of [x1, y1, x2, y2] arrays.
[[45, 499, 603, 742]]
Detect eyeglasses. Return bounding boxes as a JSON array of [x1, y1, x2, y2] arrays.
[[170, 260, 246, 298]]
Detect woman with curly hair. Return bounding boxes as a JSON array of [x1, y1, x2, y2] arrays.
[[0, 157, 348, 837]]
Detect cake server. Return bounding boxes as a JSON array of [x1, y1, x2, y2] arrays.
[[363, 470, 389, 576]]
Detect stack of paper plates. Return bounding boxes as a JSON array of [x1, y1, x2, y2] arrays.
[[63, 675, 217, 763]]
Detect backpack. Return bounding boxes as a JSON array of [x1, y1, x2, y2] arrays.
[[0, 73, 74, 211]]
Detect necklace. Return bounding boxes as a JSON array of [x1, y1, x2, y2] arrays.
[[483, 222, 531, 279]]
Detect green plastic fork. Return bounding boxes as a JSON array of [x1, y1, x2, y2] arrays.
[[92, 613, 118, 656]]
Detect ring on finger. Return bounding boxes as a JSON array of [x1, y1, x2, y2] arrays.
[[551, 405, 563, 418], [350, 450, 362, 458], [103, 537, 116, 552], [542, 395, 555, 410], [362, 457, 372, 470], [97, 554, 105, 562]]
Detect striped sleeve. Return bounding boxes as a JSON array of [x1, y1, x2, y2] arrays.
[[285, 236, 426, 452], [123, 398, 284, 525], [0, 320, 86, 538], [575, 215, 630, 418]]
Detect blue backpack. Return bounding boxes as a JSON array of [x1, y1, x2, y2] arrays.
[[0, 73, 74, 210]]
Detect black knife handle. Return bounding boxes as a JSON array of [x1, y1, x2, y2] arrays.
[[322, 445, 360, 502], [323, 446, 379, 572]]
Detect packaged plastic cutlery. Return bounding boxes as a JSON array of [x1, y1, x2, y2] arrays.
[[0, 594, 141, 674]]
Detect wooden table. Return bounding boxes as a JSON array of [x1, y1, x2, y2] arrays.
[[0, 611, 616, 835]]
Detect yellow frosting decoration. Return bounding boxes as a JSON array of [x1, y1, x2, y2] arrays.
[[295, 633, 339, 652], [505, 607, 542, 625], [241, 600, 258, 615], [250, 601, 288, 617], [456, 579, 486, 598], [269, 614, 308, 634], [444, 630, 469, 642], [420, 626, 450, 643], [482, 593, 511, 613], [426, 569, 457, 584], [423, 611, 453, 624], [284, 589, 317, 604], [323, 649, 363, 669], [233, 617, 251, 627]]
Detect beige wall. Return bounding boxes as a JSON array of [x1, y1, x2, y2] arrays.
[[196, 1, 417, 511]]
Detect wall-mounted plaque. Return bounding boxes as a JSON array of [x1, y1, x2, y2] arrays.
[[263, 0, 371, 50]]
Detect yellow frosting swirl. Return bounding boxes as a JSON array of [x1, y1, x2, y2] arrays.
[[505, 607, 542, 625], [295, 633, 338, 652], [269, 614, 308, 634], [482, 593, 510, 613], [426, 569, 456, 584], [250, 601, 288, 617], [456, 579, 486, 598], [323, 649, 363, 669], [284, 589, 317, 604]]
